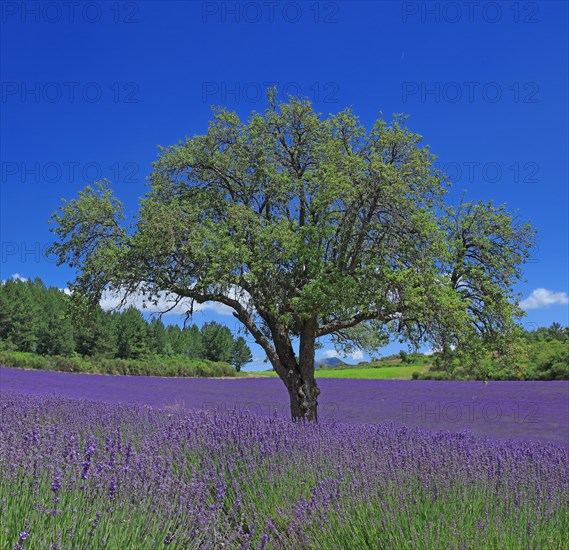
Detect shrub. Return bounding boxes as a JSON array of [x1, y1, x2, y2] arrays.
[[51, 356, 83, 373], [0, 350, 236, 378]]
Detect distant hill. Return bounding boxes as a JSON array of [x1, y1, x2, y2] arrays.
[[316, 357, 347, 368]]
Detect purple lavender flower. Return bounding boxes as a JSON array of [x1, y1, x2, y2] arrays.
[[0, 388, 567, 548], [50, 475, 61, 494]]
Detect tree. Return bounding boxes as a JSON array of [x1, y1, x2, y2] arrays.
[[184, 324, 205, 358], [166, 324, 182, 354], [36, 286, 75, 356], [231, 336, 253, 372], [115, 307, 149, 359], [200, 321, 233, 362], [548, 322, 567, 343], [148, 317, 168, 354], [49, 92, 535, 420], [0, 278, 41, 352], [72, 304, 117, 357]]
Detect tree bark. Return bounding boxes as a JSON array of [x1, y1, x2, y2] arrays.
[[184, 289, 323, 421], [241, 309, 321, 422], [286, 317, 320, 421], [287, 372, 320, 421]]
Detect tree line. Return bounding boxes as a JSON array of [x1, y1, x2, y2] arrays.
[[0, 277, 252, 371], [416, 323, 568, 381]]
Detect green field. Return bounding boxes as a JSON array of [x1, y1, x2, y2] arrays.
[[251, 364, 426, 379]]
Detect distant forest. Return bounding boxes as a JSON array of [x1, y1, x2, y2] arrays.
[[0, 277, 252, 376]]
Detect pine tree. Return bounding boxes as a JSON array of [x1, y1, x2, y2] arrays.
[[166, 325, 182, 354], [201, 321, 234, 362], [148, 317, 168, 354], [0, 278, 41, 352], [70, 302, 116, 357], [36, 286, 74, 356], [230, 336, 253, 372], [116, 307, 149, 359], [178, 324, 203, 358]]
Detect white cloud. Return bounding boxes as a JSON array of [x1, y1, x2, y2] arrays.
[[520, 288, 569, 310], [320, 349, 364, 361], [0, 276, 235, 316], [1, 274, 29, 285], [422, 344, 455, 355], [98, 288, 234, 316], [4, 274, 252, 317]]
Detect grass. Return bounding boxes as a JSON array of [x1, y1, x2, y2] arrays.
[[251, 364, 428, 379]]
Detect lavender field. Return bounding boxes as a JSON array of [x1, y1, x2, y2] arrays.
[[1, 390, 568, 549], [1, 366, 568, 446], [1, 368, 568, 549]]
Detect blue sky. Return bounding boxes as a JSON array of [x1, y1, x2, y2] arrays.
[[1, 1, 567, 370]]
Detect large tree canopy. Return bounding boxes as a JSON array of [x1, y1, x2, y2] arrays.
[[50, 92, 534, 420]]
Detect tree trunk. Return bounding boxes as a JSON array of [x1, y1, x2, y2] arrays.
[[287, 317, 320, 421], [287, 372, 320, 421], [265, 316, 321, 421]]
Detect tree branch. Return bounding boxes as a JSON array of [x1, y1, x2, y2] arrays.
[[170, 285, 284, 375], [317, 310, 390, 337]]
